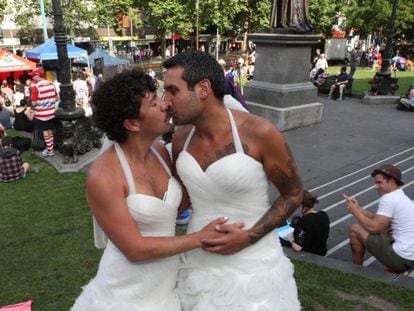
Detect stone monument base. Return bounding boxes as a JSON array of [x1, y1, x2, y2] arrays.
[[362, 94, 400, 105], [248, 101, 323, 132], [244, 31, 323, 131]]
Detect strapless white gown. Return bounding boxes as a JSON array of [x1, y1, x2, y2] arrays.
[[175, 109, 300, 310], [72, 143, 182, 311]]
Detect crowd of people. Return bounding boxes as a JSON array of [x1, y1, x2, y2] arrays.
[[0, 66, 106, 181]]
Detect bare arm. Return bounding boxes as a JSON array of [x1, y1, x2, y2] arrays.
[[345, 195, 390, 234], [88, 152, 226, 262]]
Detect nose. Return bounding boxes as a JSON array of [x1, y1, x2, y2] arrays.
[[158, 97, 170, 112]]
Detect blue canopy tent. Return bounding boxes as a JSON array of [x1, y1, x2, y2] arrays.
[[26, 37, 89, 65], [88, 48, 129, 67], [88, 48, 130, 78]]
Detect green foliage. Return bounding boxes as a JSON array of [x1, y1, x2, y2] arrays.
[[325, 65, 414, 96], [309, 0, 346, 36]]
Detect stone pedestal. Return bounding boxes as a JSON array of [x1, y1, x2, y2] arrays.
[[244, 32, 323, 131]]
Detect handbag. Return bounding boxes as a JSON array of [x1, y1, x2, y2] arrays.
[[31, 130, 46, 151]]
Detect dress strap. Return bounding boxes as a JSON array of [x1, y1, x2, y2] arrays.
[[114, 143, 136, 195], [183, 126, 196, 151], [150, 146, 172, 177], [226, 108, 244, 154]]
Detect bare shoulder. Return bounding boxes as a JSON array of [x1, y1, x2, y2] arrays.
[[87, 147, 124, 192], [235, 110, 282, 143]]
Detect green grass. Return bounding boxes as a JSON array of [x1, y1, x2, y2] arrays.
[[326, 66, 414, 96], [1, 138, 413, 310]]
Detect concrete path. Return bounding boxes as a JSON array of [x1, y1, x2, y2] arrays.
[[277, 95, 414, 289]]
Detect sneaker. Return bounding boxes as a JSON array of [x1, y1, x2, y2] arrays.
[[176, 209, 192, 226], [338, 97, 343, 101], [327, 95, 332, 99]]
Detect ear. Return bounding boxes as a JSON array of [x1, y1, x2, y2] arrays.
[[123, 118, 140, 133], [197, 79, 211, 100]]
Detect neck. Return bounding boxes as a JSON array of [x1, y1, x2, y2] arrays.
[[118, 134, 155, 163], [194, 100, 229, 140]]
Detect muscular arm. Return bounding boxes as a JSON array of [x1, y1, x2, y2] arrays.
[[346, 196, 390, 234], [248, 131, 303, 244]]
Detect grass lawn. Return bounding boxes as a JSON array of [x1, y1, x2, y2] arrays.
[[1, 141, 413, 310], [325, 66, 414, 96]]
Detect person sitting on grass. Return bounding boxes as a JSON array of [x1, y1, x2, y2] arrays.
[[287, 190, 330, 256], [328, 66, 350, 101], [0, 136, 30, 183]]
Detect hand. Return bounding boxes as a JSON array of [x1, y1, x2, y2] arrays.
[[200, 223, 248, 255], [197, 217, 230, 241], [344, 194, 360, 215]]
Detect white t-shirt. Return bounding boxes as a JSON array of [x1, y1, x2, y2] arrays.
[[376, 188, 414, 260]]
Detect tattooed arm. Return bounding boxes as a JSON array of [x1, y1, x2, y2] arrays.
[[201, 120, 303, 254]]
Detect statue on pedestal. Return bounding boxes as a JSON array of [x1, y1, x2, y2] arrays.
[[270, 0, 312, 33]]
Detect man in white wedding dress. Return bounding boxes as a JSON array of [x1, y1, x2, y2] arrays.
[[163, 51, 303, 310]]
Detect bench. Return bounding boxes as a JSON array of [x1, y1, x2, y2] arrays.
[[318, 75, 353, 99]]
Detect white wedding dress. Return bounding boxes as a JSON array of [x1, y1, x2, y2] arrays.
[[72, 143, 182, 311], [175, 108, 300, 310]]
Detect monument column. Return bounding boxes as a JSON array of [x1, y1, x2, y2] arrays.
[[244, 32, 323, 131]]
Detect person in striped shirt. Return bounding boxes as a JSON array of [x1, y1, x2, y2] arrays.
[[30, 68, 58, 157]]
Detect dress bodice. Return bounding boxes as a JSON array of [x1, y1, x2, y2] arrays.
[[176, 108, 270, 232]]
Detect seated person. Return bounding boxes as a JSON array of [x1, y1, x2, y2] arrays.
[[0, 136, 30, 183], [13, 99, 34, 132], [347, 165, 414, 273], [287, 190, 330, 256], [328, 66, 350, 100], [399, 83, 414, 110], [313, 68, 330, 87], [0, 99, 13, 130]]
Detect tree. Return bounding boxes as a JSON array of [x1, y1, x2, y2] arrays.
[[344, 0, 414, 43], [308, 0, 345, 36]]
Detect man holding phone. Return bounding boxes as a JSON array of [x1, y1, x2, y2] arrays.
[[346, 164, 414, 272]]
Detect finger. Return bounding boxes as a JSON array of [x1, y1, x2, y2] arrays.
[[212, 216, 229, 225], [216, 224, 238, 233], [201, 237, 226, 247], [201, 245, 226, 254], [232, 222, 245, 229]]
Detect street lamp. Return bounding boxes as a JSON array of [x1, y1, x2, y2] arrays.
[[196, 0, 199, 50], [51, 0, 101, 164]]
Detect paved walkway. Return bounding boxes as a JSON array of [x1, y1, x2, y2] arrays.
[[280, 95, 414, 289]]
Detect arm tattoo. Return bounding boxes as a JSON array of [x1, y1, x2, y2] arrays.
[[248, 143, 302, 244], [248, 196, 298, 244]]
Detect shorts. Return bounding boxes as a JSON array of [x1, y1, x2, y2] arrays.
[[35, 118, 56, 131], [367, 233, 414, 272]]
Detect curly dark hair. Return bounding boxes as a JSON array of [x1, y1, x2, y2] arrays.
[[92, 69, 157, 143], [163, 51, 226, 100]]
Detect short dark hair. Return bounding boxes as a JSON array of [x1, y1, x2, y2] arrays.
[[302, 190, 319, 209], [1, 136, 13, 147], [163, 51, 226, 99], [92, 69, 157, 143]]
